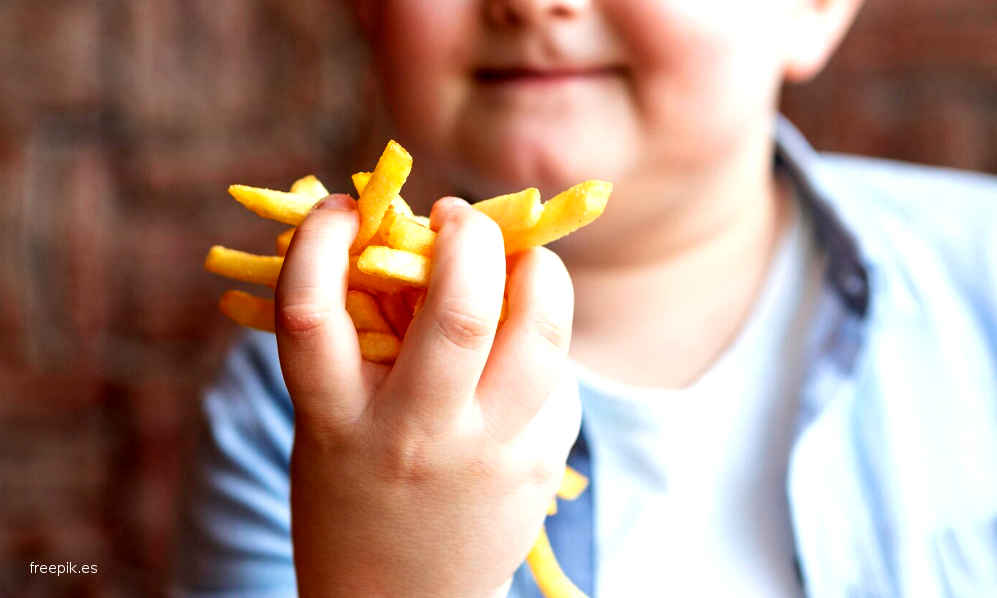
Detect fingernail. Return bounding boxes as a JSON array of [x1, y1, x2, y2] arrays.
[[313, 194, 356, 212]]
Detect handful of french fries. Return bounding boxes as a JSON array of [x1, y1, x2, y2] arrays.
[[204, 140, 608, 598]]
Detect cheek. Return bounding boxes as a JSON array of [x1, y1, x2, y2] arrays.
[[607, 2, 788, 163], [374, 4, 475, 152]]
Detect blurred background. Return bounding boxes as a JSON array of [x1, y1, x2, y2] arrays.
[[1, 1, 994, 596]]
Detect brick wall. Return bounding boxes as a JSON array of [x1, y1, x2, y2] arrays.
[[1, 1, 994, 596]]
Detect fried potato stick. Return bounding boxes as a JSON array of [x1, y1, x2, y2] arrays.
[[473, 187, 542, 234], [290, 174, 329, 199], [504, 181, 611, 254], [348, 255, 407, 294], [350, 141, 413, 254], [385, 214, 436, 257], [557, 466, 588, 500], [205, 246, 282, 287], [346, 290, 393, 333], [376, 292, 415, 338], [357, 331, 401, 364], [352, 171, 414, 217], [219, 290, 275, 332], [527, 526, 587, 598], [356, 245, 431, 288], [228, 185, 320, 226], [276, 228, 295, 256]]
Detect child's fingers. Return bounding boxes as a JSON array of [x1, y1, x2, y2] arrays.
[[478, 247, 574, 438], [275, 194, 367, 427], [382, 198, 506, 426]]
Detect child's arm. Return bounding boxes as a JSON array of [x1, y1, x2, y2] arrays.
[[279, 195, 580, 598]]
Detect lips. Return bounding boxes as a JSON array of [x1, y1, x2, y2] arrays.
[[473, 65, 622, 84]]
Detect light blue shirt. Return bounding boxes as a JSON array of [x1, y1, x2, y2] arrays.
[[173, 118, 997, 597]]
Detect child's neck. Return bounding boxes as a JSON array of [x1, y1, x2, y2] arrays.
[[562, 133, 791, 389]]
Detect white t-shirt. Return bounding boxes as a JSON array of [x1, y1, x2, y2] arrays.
[[573, 203, 824, 597]]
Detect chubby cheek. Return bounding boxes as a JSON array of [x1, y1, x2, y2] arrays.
[[374, 3, 475, 160], [605, 1, 788, 167]]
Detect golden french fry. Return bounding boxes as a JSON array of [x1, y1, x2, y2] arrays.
[[557, 466, 588, 500], [228, 185, 320, 226], [350, 141, 413, 253], [386, 213, 436, 257], [411, 215, 430, 227], [218, 290, 275, 332], [276, 228, 295, 256], [358, 331, 401, 364], [474, 187, 543, 234], [356, 245, 431, 288], [377, 292, 414, 338], [346, 290, 393, 333], [527, 526, 587, 598], [352, 171, 414, 217], [205, 246, 282, 287], [348, 256, 406, 294], [504, 181, 612, 254], [290, 174, 329, 200]]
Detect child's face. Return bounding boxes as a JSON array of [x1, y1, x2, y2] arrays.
[[365, 1, 824, 198]]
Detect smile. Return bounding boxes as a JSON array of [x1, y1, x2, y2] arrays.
[[473, 66, 623, 86]]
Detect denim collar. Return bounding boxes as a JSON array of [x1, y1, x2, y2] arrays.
[[775, 116, 871, 319]]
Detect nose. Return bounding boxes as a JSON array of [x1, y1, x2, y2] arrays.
[[485, 0, 589, 27]]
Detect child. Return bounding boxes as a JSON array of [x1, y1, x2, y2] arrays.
[[175, 1, 997, 596]]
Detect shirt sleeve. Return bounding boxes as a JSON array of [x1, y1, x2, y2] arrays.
[[172, 331, 297, 598]]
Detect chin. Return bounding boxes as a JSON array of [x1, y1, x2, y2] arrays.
[[454, 124, 631, 199]]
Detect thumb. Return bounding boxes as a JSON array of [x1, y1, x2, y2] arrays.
[[275, 194, 366, 428]]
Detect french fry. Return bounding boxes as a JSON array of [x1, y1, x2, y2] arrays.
[[205, 246, 282, 287], [290, 174, 329, 199], [527, 526, 587, 598], [352, 171, 414, 217], [474, 187, 543, 234], [385, 213, 436, 257], [350, 141, 413, 254], [358, 331, 401, 364], [228, 185, 320, 226], [503, 181, 612, 254], [377, 292, 414, 338], [557, 466, 588, 500], [348, 256, 406, 294], [411, 215, 430, 227], [218, 290, 275, 332], [356, 245, 431, 288], [276, 228, 295, 256], [346, 290, 393, 333]]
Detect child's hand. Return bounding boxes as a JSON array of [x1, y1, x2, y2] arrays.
[[276, 194, 581, 598]]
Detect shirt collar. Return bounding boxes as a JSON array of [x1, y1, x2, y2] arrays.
[[774, 115, 871, 319]]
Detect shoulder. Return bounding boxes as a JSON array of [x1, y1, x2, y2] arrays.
[[811, 154, 997, 323], [813, 153, 996, 258]]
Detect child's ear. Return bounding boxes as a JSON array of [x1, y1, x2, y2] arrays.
[[783, 0, 864, 82]]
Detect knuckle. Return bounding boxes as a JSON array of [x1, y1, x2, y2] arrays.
[[533, 314, 571, 350], [276, 301, 331, 335], [434, 302, 496, 351], [529, 456, 564, 492], [379, 434, 437, 484]]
